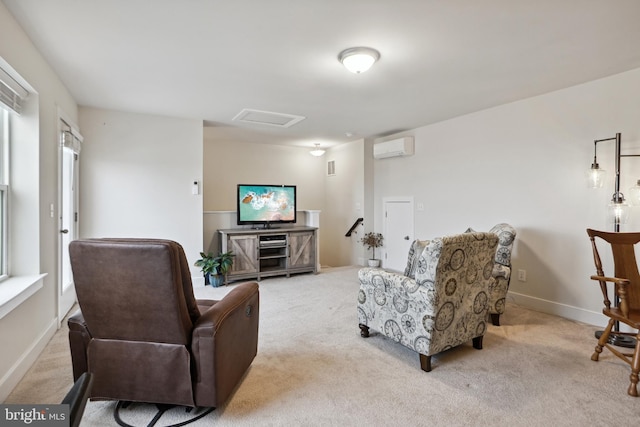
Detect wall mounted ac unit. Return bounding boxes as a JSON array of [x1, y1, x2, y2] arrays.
[[373, 136, 415, 159]]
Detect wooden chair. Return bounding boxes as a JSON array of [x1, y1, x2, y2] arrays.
[[587, 228, 640, 397]]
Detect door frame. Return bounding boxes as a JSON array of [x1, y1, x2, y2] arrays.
[[57, 108, 82, 325]]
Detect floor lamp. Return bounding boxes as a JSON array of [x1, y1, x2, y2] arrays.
[[588, 132, 638, 348]]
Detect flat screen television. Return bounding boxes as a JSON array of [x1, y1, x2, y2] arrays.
[[237, 184, 297, 228]]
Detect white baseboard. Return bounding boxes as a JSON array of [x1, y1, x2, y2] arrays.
[[0, 317, 58, 402], [508, 291, 606, 327]]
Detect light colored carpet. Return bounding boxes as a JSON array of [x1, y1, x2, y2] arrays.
[[5, 266, 640, 426]]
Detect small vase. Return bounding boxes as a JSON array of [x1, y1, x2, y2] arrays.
[[367, 259, 381, 268]]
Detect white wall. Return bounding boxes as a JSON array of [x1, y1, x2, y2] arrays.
[[78, 107, 204, 275], [373, 67, 640, 326], [202, 138, 325, 212], [0, 2, 79, 400], [202, 137, 368, 267], [202, 137, 330, 259], [322, 139, 366, 267]]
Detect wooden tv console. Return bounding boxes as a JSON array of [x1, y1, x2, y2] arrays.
[[218, 226, 317, 282]]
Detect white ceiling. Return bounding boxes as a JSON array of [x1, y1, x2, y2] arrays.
[[4, 0, 640, 148]]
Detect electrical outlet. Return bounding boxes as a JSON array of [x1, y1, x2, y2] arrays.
[[517, 269, 527, 282]]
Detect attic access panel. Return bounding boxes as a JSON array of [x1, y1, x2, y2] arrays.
[[232, 108, 306, 128]]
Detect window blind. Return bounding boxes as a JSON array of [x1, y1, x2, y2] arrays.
[[0, 66, 28, 114], [62, 130, 82, 154]]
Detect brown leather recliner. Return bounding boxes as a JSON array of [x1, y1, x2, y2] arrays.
[[67, 238, 259, 408]]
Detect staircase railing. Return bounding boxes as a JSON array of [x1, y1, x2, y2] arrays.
[[345, 218, 364, 237]]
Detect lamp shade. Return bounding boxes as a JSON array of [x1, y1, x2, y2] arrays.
[[588, 164, 605, 188], [607, 199, 630, 224], [338, 47, 380, 74]]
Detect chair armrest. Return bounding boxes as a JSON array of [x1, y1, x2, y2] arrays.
[[590, 274, 630, 286], [358, 267, 416, 290], [590, 275, 631, 317], [61, 372, 93, 427], [190, 281, 259, 407], [358, 268, 431, 318], [493, 264, 511, 280]]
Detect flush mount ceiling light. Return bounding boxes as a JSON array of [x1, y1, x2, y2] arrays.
[[338, 47, 380, 73], [310, 143, 325, 157]]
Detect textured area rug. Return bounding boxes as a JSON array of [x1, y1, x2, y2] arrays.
[[7, 266, 640, 425]]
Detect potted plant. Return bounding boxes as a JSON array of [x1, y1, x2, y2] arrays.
[[360, 232, 384, 267], [195, 250, 235, 287]]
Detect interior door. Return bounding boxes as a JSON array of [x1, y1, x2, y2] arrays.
[[383, 198, 414, 272], [58, 121, 82, 323]]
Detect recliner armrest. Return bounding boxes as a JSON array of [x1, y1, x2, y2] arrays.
[[68, 310, 92, 382], [193, 283, 259, 332], [191, 281, 259, 407]]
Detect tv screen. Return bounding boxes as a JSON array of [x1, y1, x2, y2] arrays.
[[237, 184, 297, 227]]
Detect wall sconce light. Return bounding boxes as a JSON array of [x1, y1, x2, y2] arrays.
[[338, 47, 380, 74], [310, 143, 325, 157], [588, 132, 640, 231]]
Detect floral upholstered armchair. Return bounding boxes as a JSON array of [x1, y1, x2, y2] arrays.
[[473, 223, 516, 326], [357, 232, 499, 372]]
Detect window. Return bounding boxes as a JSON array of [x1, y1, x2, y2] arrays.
[[0, 59, 43, 317], [0, 62, 28, 283], [0, 108, 7, 280]]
